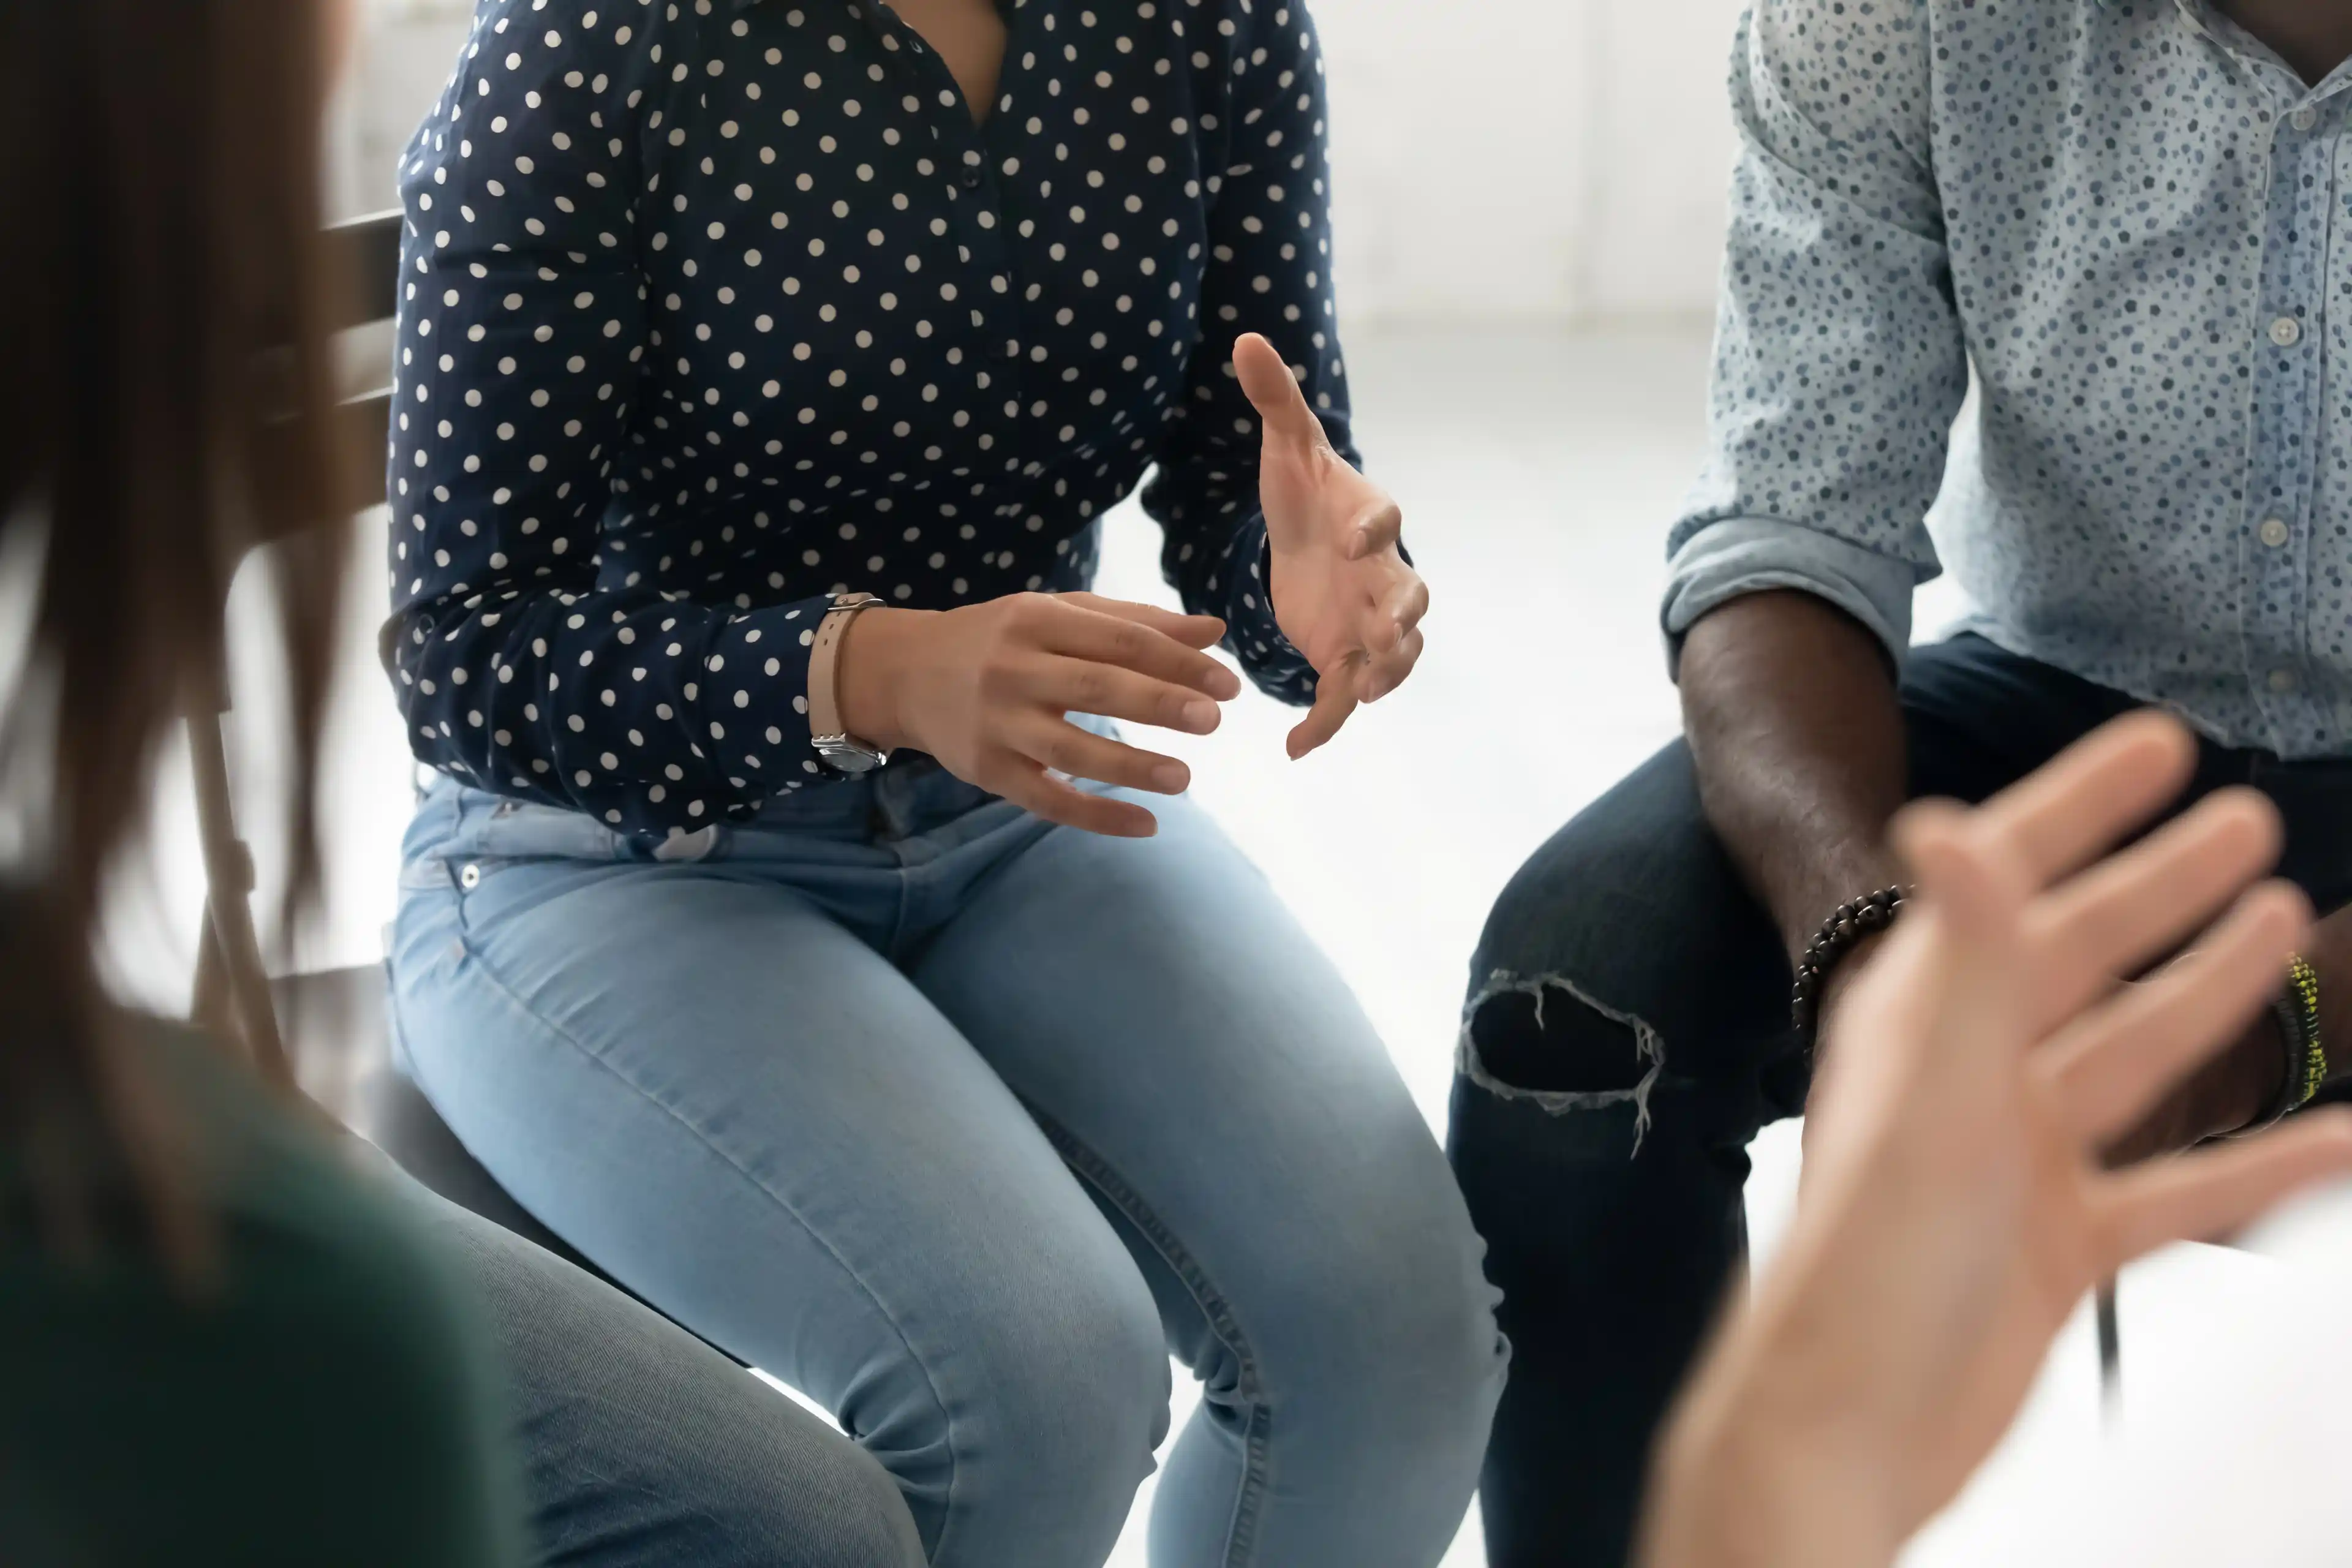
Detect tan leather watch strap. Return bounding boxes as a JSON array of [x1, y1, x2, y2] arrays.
[[807, 592, 880, 744]]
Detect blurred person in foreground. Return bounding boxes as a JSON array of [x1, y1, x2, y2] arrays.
[[0, 0, 923, 1562], [1643, 713, 2352, 1566]]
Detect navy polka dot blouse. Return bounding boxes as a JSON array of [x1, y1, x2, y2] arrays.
[[386, 0, 1341, 835]]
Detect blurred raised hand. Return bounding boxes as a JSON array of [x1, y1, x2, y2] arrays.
[[1644, 712, 2352, 1568]]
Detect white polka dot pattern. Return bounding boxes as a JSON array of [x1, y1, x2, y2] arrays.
[[387, 0, 1344, 834], [1668, 0, 2352, 760]]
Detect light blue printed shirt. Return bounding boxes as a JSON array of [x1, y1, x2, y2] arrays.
[[1669, 0, 2352, 758]]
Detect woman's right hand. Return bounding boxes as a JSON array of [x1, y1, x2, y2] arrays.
[[834, 591, 1243, 837]]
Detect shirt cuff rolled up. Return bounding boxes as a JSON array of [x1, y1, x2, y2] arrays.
[[1661, 517, 1921, 679]]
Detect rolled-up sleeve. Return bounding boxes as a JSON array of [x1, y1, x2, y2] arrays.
[[1664, 0, 1966, 672]]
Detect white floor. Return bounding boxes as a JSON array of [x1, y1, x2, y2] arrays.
[[168, 323, 2352, 1564]]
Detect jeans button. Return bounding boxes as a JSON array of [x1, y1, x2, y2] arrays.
[[459, 863, 481, 889]]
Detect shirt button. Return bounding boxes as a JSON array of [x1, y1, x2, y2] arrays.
[[960, 168, 982, 190], [2261, 518, 2292, 548], [2294, 106, 2320, 132], [2271, 315, 2304, 347], [2269, 668, 2299, 695]]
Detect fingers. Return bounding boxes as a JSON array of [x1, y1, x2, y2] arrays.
[[1055, 592, 1228, 652], [1370, 573, 1430, 653], [1347, 500, 1404, 562], [2022, 789, 2284, 1031], [1893, 797, 2034, 940], [1002, 712, 1193, 797], [1345, 570, 1428, 702], [992, 763, 1163, 839], [1360, 627, 1424, 704], [1962, 710, 2198, 889], [1038, 596, 1242, 701], [1287, 661, 1360, 760], [1881, 799, 2037, 1068], [1233, 332, 1327, 454], [2043, 881, 2311, 1144], [2091, 1109, 2352, 1274], [1019, 654, 1224, 737]]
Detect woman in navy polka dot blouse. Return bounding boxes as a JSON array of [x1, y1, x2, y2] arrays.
[[383, 1, 1499, 1563]]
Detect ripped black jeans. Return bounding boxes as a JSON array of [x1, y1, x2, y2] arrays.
[[1448, 633, 2352, 1567]]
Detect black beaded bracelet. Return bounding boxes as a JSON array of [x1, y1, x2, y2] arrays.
[[1791, 886, 1909, 1046]]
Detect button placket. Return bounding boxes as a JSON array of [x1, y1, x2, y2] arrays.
[[2245, 122, 2329, 741], [881, 7, 1023, 464]]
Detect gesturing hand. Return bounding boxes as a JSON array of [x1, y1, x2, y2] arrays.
[[836, 591, 1242, 839], [2106, 902, 2352, 1166], [1646, 714, 2352, 1568], [1234, 333, 1430, 760]]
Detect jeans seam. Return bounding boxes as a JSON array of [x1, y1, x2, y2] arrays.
[[418, 899, 971, 1558], [1025, 1104, 1271, 1568]]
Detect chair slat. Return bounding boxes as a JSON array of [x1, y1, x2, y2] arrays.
[[339, 388, 393, 511], [328, 211, 404, 333]]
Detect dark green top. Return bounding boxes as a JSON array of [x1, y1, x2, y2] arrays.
[[0, 1017, 527, 1567]]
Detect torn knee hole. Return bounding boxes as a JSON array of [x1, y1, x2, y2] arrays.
[[1458, 971, 1665, 1148], [1464, 975, 1656, 1095]]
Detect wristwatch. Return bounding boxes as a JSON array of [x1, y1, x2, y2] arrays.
[[807, 591, 891, 775]]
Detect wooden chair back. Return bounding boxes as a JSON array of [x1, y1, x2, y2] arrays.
[[189, 211, 403, 1083]]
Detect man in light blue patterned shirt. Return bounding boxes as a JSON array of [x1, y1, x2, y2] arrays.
[[1448, 3, 2352, 1561]]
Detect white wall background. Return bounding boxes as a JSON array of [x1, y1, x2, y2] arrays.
[[341, 0, 1749, 323]]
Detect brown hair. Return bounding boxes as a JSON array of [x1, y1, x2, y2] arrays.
[[0, 0, 353, 1251]]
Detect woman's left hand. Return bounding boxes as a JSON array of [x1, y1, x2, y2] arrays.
[[1235, 333, 1430, 760]]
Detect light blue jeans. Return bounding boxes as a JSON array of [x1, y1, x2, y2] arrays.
[[389, 755, 1506, 1568]]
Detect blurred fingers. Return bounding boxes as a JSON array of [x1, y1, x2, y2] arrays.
[[2024, 789, 2283, 1030], [2043, 881, 2311, 1145], [2091, 1110, 2352, 1275], [1892, 797, 2033, 941], [1879, 800, 2040, 1072], [1965, 712, 2198, 889]]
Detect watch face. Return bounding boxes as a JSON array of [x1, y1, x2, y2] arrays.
[[816, 739, 884, 775]]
